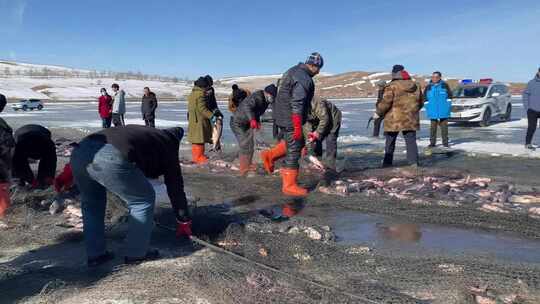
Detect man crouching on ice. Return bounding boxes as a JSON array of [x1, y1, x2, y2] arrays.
[[70, 125, 191, 267]]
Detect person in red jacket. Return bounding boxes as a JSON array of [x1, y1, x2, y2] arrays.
[[98, 88, 113, 128]]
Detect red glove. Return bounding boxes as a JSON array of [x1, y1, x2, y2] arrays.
[[176, 219, 193, 238], [308, 132, 320, 142], [31, 179, 39, 189], [249, 119, 261, 129], [55, 164, 74, 193], [0, 182, 10, 218], [292, 114, 303, 141]]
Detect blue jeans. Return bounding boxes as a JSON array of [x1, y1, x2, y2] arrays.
[[70, 139, 156, 259]]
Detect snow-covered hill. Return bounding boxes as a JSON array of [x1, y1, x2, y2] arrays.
[[0, 60, 526, 101]]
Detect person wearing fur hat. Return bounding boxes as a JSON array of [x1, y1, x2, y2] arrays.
[[71, 125, 190, 267], [230, 84, 278, 176], [187, 77, 214, 164], [374, 65, 424, 167], [262, 52, 323, 196]]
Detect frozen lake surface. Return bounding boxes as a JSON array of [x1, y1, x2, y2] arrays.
[[3, 98, 538, 158]]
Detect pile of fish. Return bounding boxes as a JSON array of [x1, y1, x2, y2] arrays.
[[318, 174, 540, 218], [181, 159, 240, 173]]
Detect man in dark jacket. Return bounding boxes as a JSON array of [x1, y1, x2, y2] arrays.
[[231, 84, 277, 176], [265, 52, 323, 196], [0, 95, 14, 217], [375, 65, 424, 167], [304, 97, 342, 170], [424, 71, 453, 147], [141, 87, 158, 128], [204, 75, 224, 152], [13, 124, 57, 189], [523, 68, 540, 150], [71, 125, 190, 267]]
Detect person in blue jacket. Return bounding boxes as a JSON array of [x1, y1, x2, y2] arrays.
[[424, 71, 453, 147]]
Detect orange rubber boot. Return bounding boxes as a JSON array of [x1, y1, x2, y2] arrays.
[[261, 141, 287, 174], [280, 168, 308, 197], [192, 144, 208, 165], [0, 183, 11, 218]]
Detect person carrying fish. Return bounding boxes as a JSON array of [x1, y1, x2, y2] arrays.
[[303, 97, 342, 171], [230, 84, 277, 176]]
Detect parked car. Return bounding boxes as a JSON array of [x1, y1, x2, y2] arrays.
[[449, 79, 512, 127], [12, 99, 44, 111]]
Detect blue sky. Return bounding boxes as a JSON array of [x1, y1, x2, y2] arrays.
[[1, 0, 539, 81]]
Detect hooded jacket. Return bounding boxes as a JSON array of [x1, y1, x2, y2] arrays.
[[523, 74, 540, 112], [424, 81, 453, 119], [112, 89, 126, 114], [187, 85, 213, 144], [273, 63, 315, 128], [233, 90, 269, 124], [376, 73, 424, 132], [141, 92, 158, 119]]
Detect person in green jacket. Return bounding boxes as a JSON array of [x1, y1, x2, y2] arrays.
[[303, 97, 342, 170], [187, 77, 215, 164]]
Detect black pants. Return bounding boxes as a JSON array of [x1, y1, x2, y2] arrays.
[[383, 131, 418, 166], [102, 117, 112, 129], [373, 117, 384, 137], [112, 114, 125, 127], [13, 152, 57, 185], [310, 129, 339, 169], [230, 118, 255, 158], [144, 118, 155, 128], [526, 109, 540, 145], [278, 126, 304, 170], [430, 119, 449, 146]]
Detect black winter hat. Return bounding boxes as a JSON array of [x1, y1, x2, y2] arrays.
[[204, 75, 214, 86], [264, 84, 278, 97], [194, 77, 209, 89], [164, 127, 184, 142], [232, 84, 239, 90], [392, 65, 405, 73]]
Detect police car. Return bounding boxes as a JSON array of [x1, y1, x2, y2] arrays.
[[449, 79, 512, 127]]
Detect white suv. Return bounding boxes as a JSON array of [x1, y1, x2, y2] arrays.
[[12, 99, 44, 111], [449, 80, 512, 127]]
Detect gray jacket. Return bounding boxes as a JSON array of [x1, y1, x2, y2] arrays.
[[523, 75, 540, 112], [113, 90, 126, 114]]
